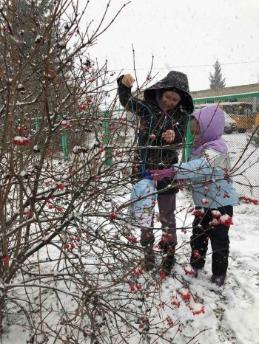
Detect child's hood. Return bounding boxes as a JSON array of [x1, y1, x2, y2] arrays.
[[192, 105, 225, 142], [143, 71, 194, 114]]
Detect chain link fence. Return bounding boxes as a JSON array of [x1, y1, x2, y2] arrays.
[[193, 92, 259, 199], [5, 93, 256, 199], [44, 94, 259, 199]]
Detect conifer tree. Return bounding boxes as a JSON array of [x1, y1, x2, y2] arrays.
[[209, 59, 226, 90]]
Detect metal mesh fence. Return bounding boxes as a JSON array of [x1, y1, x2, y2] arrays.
[[193, 92, 259, 199], [4, 93, 257, 199], [41, 94, 259, 200]]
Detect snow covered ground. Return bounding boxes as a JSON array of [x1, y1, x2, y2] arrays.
[[1, 132, 259, 344], [157, 189, 259, 344]]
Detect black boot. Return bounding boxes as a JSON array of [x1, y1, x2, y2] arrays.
[[161, 254, 176, 276], [143, 246, 156, 272], [210, 274, 226, 287]]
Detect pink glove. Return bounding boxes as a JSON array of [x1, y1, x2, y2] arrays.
[[150, 168, 175, 181]]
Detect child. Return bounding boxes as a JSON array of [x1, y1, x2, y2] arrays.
[[151, 105, 238, 285], [117, 71, 194, 274]]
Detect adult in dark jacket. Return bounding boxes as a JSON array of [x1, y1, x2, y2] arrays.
[[117, 71, 194, 274]]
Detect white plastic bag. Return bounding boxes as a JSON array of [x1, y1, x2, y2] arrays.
[[130, 178, 157, 227]]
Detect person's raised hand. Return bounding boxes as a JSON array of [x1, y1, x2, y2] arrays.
[[121, 74, 135, 88]]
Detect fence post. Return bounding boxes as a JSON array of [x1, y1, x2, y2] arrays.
[[102, 110, 112, 166], [183, 117, 193, 162], [35, 115, 40, 131], [61, 130, 69, 161]]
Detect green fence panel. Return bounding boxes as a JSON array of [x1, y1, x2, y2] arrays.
[[183, 118, 193, 162], [61, 130, 69, 161]]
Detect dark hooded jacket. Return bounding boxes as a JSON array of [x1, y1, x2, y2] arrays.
[[117, 71, 194, 194]]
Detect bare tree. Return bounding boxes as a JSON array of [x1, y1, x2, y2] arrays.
[[1, 1, 258, 344], [0, 1, 205, 343]]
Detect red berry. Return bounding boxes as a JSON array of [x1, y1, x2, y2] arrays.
[[2, 255, 9, 266], [110, 212, 117, 221]]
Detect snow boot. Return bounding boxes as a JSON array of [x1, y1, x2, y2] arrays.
[[161, 254, 176, 276], [143, 246, 156, 272], [210, 274, 226, 287], [192, 267, 199, 278]]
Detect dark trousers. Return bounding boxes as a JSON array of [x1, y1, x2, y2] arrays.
[[140, 193, 176, 251], [190, 206, 233, 276]]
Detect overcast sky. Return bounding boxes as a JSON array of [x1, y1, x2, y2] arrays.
[[82, 0, 259, 91]]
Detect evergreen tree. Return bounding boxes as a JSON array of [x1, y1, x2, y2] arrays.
[[209, 59, 226, 90]]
